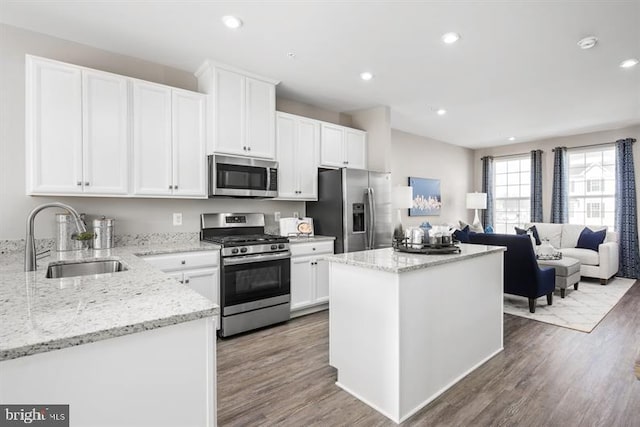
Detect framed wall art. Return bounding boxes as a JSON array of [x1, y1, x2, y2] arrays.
[[408, 177, 442, 216]]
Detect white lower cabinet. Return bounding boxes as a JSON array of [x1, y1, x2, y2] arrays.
[[290, 240, 334, 313], [142, 251, 220, 329]]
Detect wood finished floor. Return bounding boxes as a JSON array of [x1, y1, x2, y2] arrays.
[[217, 282, 640, 426]]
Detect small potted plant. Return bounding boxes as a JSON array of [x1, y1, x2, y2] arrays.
[[72, 231, 95, 250]]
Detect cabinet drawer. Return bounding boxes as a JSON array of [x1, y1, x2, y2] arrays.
[[141, 250, 219, 272], [290, 241, 334, 257]]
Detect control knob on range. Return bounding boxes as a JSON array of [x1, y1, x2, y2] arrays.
[[270, 245, 278, 250], [231, 248, 239, 254], [240, 247, 248, 253], [278, 243, 285, 249]]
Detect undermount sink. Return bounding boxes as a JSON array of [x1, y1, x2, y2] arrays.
[[46, 260, 127, 279]]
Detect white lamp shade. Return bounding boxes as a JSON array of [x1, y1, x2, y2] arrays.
[[466, 192, 487, 210], [393, 186, 414, 209]]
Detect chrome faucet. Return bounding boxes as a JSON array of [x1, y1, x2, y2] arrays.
[[25, 202, 87, 272]]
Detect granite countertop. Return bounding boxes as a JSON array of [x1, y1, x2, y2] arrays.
[[0, 241, 221, 361], [323, 244, 506, 273], [287, 235, 336, 244]]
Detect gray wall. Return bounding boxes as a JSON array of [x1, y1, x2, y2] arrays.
[[390, 130, 475, 229], [0, 24, 304, 240], [350, 106, 392, 173], [473, 124, 640, 226], [276, 97, 352, 127]]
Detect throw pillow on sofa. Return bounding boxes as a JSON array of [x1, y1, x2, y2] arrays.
[[576, 227, 607, 251], [453, 225, 473, 243], [514, 225, 541, 245], [459, 220, 484, 234]]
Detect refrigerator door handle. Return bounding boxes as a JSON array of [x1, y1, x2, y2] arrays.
[[367, 187, 376, 249]]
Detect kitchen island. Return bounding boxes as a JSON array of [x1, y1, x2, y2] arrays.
[[0, 241, 220, 426], [326, 244, 505, 424]]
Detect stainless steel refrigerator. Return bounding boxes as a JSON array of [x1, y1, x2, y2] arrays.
[[306, 168, 392, 254]]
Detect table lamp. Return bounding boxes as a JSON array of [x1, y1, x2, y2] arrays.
[[466, 192, 487, 230], [393, 186, 414, 243]]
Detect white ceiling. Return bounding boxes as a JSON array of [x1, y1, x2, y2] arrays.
[[1, 0, 639, 148]]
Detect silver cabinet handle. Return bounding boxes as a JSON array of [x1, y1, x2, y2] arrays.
[[181, 260, 186, 265], [169, 185, 173, 190], [76, 181, 82, 186], [247, 147, 251, 151], [85, 182, 90, 186], [174, 185, 178, 190], [184, 278, 190, 284], [243, 146, 247, 151]]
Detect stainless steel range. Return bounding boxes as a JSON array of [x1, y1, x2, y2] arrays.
[[201, 213, 290, 337]]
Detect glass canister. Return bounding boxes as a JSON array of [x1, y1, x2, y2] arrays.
[[92, 217, 115, 249]]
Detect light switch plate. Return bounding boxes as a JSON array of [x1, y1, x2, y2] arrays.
[[274, 211, 281, 221], [293, 211, 299, 219], [173, 213, 183, 226]]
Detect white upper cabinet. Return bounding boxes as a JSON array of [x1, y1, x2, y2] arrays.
[[276, 112, 319, 200], [172, 89, 206, 197], [133, 81, 206, 198], [26, 55, 207, 199], [214, 68, 244, 155], [196, 61, 278, 159], [26, 56, 83, 194], [319, 122, 367, 170], [319, 124, 345, 168], [132, 81, 173, 196], [245, 77, 276, 158], [82, 69, 129, 195], [26, 58, 130, 196], [344, 128, 367, 170]]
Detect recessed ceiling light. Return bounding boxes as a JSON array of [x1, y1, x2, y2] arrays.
[[222, 15, 243, 29], [508, 137, 516, 141], [620, 58, 639, 69], [436, 109, 447, 116], [360, 72, 374, 81], [441, 32, 460, 44], [287, 52, 296, 59], [577, 36, 598, 50]]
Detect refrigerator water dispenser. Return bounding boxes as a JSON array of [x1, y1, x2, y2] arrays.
[[352, 203, 365, 233]]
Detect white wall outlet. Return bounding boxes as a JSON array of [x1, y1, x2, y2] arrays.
[[173, 213, 183, 226], [293, 211, 299, 219], [274, 211, 281, 221]]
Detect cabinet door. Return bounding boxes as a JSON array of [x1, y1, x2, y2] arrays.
[[172, 89, 206, 198], [214, 68, 244, 156], [291, 256, 314, 311], [320, 124, 345, 168], [82, 70, 129, 195], [314, 258, 330, 303], [132, 81, 173, 196], [245, 77, 276, 159], [297, 118, 320, 199], [182, 267, 220, 330], [275, 113, 298, 199], [345, 129, 367, 170], [26, 56, 83, 194]]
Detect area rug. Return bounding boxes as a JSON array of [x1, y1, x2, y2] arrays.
[[503, 277, 636, 332]]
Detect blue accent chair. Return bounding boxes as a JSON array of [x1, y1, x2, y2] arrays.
[[468, 233, 555, 313]]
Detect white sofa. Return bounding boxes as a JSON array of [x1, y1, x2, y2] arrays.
[[527, 223, 619, 284]]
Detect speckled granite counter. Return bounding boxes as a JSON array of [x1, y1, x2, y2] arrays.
[[0, 241, 221, 361], [287, 235, 336, 244], [323, 243, 506, 273]]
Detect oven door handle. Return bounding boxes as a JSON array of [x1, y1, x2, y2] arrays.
[[223, 251, 291, 266]]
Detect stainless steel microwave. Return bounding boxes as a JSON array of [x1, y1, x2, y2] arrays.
[[208, 154, 278, 198]]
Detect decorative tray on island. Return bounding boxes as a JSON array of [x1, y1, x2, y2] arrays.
[[392, 239, 461, 255]]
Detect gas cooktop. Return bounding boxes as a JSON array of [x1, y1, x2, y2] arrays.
[[202, 234, 288, 247]]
